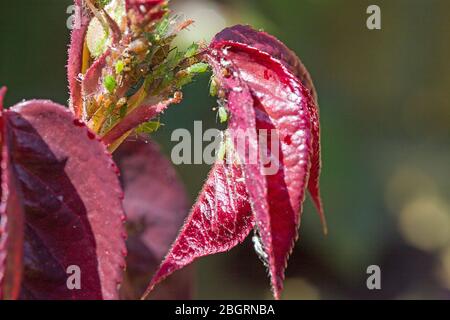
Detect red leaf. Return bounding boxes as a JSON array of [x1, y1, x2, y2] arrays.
[[207, 30, 323, 298], [144, 154, 254, 299], [2, 100, 126, 299], [212, 25, 326, 232], [0, 87, 25, 300], [114, 138, 192, 299]]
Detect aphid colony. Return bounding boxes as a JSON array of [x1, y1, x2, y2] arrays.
[[79, 0, 208, 138]]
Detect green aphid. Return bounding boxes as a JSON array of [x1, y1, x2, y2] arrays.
[[218, 106, 228, 123], [187, 62, 209, 74], [217, 139, 227, 161], [184, 43, 199, 58], [104, 75, 117, 93], [155, 17, 170, 37], [135, 120, 162, 134], [119, 103, 128, 119], [209, 76, 219, 97], [115, 60, 124, 74]]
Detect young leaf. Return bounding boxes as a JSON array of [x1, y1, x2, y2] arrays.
[[2, 100, 126, 299], [184, 43, 199, 58], [0, 137, 25, 301], [186, 63, 209, 74], [134, 120, 161, 135], [114, 139, 192, 299], [102, 95, 180, 147], [212, 26, 325, 227], [104, 75, 117, 93]]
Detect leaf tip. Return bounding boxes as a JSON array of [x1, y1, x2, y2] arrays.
[[312, 194, 328, 236], [270, 275, 283, 300]]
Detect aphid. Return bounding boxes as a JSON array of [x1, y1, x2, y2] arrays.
[[176, 19, 194, 32], [115, 60, 125, 74], [214, 100, 228, 124], [104, 75, 117, 93], [218, 106, 228, 123], [173, 91, 183, 103], [116, 97, 127, 108], [221, 68, 231, 78], [209, 76, 219, 97], [129, 39, 149, 55]]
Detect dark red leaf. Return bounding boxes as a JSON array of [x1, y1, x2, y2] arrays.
[[67, 0, 177, 143], [207, 33, 322, 298], [144, 154, 254, 299], [212, 25, 326, 232], [0, 87, 25, 300], [304, 100, 326, 233], [2, 100, 126, 299], [114, 138, 192, 300]]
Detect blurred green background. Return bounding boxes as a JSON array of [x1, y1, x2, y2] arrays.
[[1, 0, 449, 299]]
